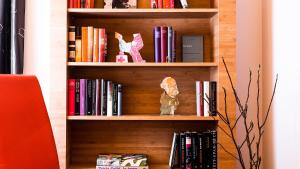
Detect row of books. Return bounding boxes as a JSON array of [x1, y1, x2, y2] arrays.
[[169, 130, 217, 169], [69, 0, 94, 8], [151, 0, 175, 8], [196, 81, 217, 117], [96, 154, 148, 169], [68, 79, 122, 116], [68, 26, 107, 62], [153, 26, 176, 63]]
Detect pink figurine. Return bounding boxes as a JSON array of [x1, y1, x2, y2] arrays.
[[115, 32, 146, 63]]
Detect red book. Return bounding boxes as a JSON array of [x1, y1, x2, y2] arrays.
[[99, 29, 106, 62], [68, 79, 75, 116], [158, 0, 163, 8], [160, 26, 167, 62], [93, 28, 99, 62], [76, 0, 81, 8], [90, 0, 95, 8], [69, 0, 74, 8], [170, 0, 174, 8], [163, 0, 170, 8]]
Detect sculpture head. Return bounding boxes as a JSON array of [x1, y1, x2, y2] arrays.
[[160, 77, 179, 98]]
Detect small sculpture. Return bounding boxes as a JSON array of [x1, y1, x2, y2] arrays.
[[116, 52, 128, 63], [160, 77, 179, 115], [115, 32, 146, 63]]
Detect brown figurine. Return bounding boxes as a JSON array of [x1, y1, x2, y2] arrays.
[[160, 77, 179, 115]]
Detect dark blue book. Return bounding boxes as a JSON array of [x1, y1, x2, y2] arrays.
[[154, 27, 161, 63]]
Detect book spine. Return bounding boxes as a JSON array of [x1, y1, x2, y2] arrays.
[[211, 130, 217, 169], [210, 81, 217, 116], [203, 132, 210, 169], [73, 0, 78, 8], [80, 79, 86, 115], [86, 79, 93, 115], [169, 133, 178, 168], [196, 81, 201, 116], [200, 81, 204, 116], [81, 27, 88, 62], [68, 79, 75, 116], [96, 167, 121, 169], [99, 29, 106, 62], [179, 133, 186, 169], [81, 0, 85, 8], [203, 81, 210, 117], [157, 0, 163, 8], [151, 0, 157, 8], [69, 0, 74, 8], [107, 81, 113, 116], [85, 0, 89, 8], [75, 79, 81, 115], [112, 83, 118, 116], [154, 27, 161, 63], [191, 132, 199, 169], [68, 26, 76, 62], [93, 28, 100, 62], [160, 26, 167, 63], [92, 80, 97, 115], [117, 84, 122, 116], [75, 26, 82, 62], [170, 0, 175, 8], [163, 0, 170, 8], [198, 133, 203, 169], [87, 26, 94, 62], [185, 132, 192, 169], [90, 0, 95, 8], [171, 30, 176, 62], [77, 0, 81, 8], [95, 79, 101, 115], [101, 79, 107, 116], [167, 26, 173, 62]]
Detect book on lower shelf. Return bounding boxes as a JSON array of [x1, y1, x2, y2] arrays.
[[169, 130, 217, 169], [96, 154, 148, 169], [68, 78, 122, 116], [196, 81, 217, 117]]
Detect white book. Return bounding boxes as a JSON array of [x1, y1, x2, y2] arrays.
[[203, 81, 210, 117], [117, 84, 122, 116], [196, 81, 201, 116], [107, 81, 113, 117]]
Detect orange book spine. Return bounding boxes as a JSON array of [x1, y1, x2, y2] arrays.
[[75, 27, 82, 62], [163, 0, 170, 8], [87, 26, 94, 62], [99, 29, 106, 62], [93, 28, 99, 62], [81, 27, 88, 62], [90, 0, 95, 8], [77, 0, 81, 8]]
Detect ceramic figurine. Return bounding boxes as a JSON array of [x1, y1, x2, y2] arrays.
[[160, 77, 179, 115]]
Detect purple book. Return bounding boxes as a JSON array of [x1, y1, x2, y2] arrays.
[[154, 27, 161, 63], [80, 79, 86, 116], [95, 79, 101, 115], [160, 26, 168, 63]]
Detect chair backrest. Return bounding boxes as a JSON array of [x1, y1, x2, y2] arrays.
[[0, 75, 59, 169]]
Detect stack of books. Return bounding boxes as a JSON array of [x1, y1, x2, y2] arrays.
[[196, 81, 217, 117], [96, 154, 148, 169], [153, 26, 176, 63], [169, 131, 217, 169], [69, 0, 95, 8], [151, 0, 175, 8], [68, 79, 122, 116], [68, 26, 107, 62]]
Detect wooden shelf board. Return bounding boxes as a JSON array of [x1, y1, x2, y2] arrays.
[[68, 164, 170, 169], [68, 8, 218, 18], [68, 62, 218, 67], [67, 115, 218, 121]]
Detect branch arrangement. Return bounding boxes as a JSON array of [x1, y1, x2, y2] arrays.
[[206, 58, 278, 169]]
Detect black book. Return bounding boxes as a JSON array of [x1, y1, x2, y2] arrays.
[[101, 79, 107, 116], [75, 79, 80, 115], [86, 79, 93, 115], [169, 133, 179, 169], [179, 133, 186, 169], [95, 79, 101, 115], [112, 83, 118, 116], [91, 80, 97, 115], [185, 132, 192, 169], [198, 133, 204, 169], [171, 30, 176, 62], [211, 130, 217, 169], [191, 132, 199, 169], [209, 81, 217, 116], [203, 131, 211, 169], [81, 0, 85, 8]]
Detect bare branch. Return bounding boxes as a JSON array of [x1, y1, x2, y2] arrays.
[[232, 112, 243, 130], [218, 143, 240, 161]]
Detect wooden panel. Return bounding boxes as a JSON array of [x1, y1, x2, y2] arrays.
[[69, 67, 211, 115], [69, 121, 217, 166], [71, 18, 214, 63], [68, 62, 218, 67]]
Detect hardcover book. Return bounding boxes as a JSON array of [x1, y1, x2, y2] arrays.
[[171, 30, 176, 62], [104, 0, 137, 9], [163, 0, 170, 8], [185, 132, 192, 169], [80, 79, 87, 115], [160, 26, 168, 63], [68, 79, 75, 116], [101, 79, 107, 116], [75, 79, 81, 115], [169, 133, 179, 169], [87, 26, 94, 62], [97, 154, 121, 166], [99, 29, 106, 62], [154, 27, 161, 63], [117, 84, 122, 116], [86, 79, 93, 115], [179, 133, 186, 169], [68, 26, 76, 62], [209, 81, 217, 116], [95, 79, 101, 115], [191, 132, 199, 169], [182, 35, 204, 62], [112, 83, 118, 116], [81, 27, 88, 62], [75, 26, 82, 62], [93, 28, 100, 62], [121, 154, 148, 167], [203, 81, 210, 117], [167, 26, 173, 62], [92, 80, 97, 115], [107, 81, 113, 116], [196, 81, 204, 116]]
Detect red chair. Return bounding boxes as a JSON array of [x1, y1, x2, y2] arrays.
[[0, 75, 59, 169]]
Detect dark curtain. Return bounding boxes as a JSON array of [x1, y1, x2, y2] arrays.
[[0, 0, 25, 74]]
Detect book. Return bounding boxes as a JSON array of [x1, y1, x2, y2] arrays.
[[87, 26, 94, 62], [81, 0, 86, 8], [163, 0, 170, 8], [95, 79, 101, 115], [97, 154, 121, 166], [107, 81, 113, 116], [68, 79, 75, 116], [76, 0, 81, 8], [75, 26, 82, 62], [96, 167, 148, 169], [80, 79, 87, 115], [203, 131, 211, 169], [117, 84, 122, 116], [157, 0, 163, 8], [151, 0, 157, 8], [99, 29, 106, 62], [179, 133, 186, 169], [160, 26, 168, 63], [101, 79, 107, 116], [170, 0, 175, 8], [185, 132, 192, 169], [92, 80, 97, 115], [171, 30, 176, 62], [121, 154, 148, 167], [75, 79, 81, 115], [211, 130, 217, 169], [196, 81, 204, 116], [167, 26, 173, 62], [69, 0, 74, 8], [112, 83, 118, 116], [96, 154, 148, 168], [153, 27, 161, 63], [93, 28, 100, 62], [81, 27, 88, 62], [191, 132, 199, 169], [209, 81, 217, 116], [104, 0, 137, 8], [86, 79, 93, 115], [68, 26, 76, 62], [169, 132, 179, 169], [198, 133, 203, 169], [182, 35, 204, 62], [203, 81, 210, 117]]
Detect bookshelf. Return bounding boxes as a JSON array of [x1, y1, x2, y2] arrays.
[[65, 0, 237, 169]]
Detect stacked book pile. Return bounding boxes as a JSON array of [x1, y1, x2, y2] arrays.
[[196, 81, 217, 117], [68, 26, 107, 62], [169, 130, 217, 169], [153, 26, 176, 63], [96, 154, 148, 169], [68, 79, 122, 116]]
